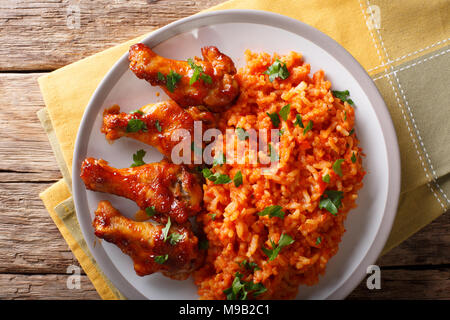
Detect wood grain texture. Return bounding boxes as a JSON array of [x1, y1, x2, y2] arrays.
[[0, 0, 226, 71], [0, 73, 62, 181], [0, 274, 100, 300]]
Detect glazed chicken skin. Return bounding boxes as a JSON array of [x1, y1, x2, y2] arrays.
[[101, 101, 216, 162], [80, 158, 202, 224], [129, 43, 240, 112], [93, 201, 203, 279]]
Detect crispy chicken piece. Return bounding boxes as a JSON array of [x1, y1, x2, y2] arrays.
[[101, 101, 216, 162], [93, 200, 203, 279], [80, 158, 202, 224], [129, 43, 240, 112]]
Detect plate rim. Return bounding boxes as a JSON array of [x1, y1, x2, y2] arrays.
[[72, 9, 401, 300]]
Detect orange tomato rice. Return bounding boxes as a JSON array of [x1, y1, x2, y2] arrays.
[[193, 50, 365, 299]]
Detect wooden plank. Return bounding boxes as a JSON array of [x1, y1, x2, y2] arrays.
[[0, 73, 62, 181], [348, 267, 450, 300], [0, 0, 226, 71], [0, 274, 100, 300], [0, 182, 79, 274]]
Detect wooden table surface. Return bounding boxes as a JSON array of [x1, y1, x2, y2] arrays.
[[0, 0, 448, 300]]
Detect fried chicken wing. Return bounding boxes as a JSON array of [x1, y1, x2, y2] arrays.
[[101, 101, 216, 162], [129, 43, 240, 112], [93, 200, 203, 279], [80, 158, 202, 224]]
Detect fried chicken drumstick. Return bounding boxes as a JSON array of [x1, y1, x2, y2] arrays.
[[129, 43, 240, 112], [101, 101, 216, 162], [80, 158, 202, 224], [93, 200, 203, 279]]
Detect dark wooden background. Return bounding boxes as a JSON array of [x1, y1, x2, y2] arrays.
[[0, 0, 448, 299]]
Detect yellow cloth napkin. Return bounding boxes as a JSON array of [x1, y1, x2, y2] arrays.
[[38, 0, 450, 299]]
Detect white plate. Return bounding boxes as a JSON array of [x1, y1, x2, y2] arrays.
[[72, 9, 401, 300]]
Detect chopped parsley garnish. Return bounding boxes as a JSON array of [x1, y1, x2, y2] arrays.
[[319, 190, 344, 215], [199, 239, 209, 250], [223, 272, 267, 300], [131, 149, 146, 167], [303, 120, 313, 135], [258, 205, 285, 219], [236, 127, 249, 140], [209, 213, 216, 221], [157, 72, 165, 81], [131, 109, 144, 115], [166, 70, 182, 92], [187, 58, 212, 85], [279, 104, 291, 121], [332, 159, 345, 177], [154, 254, 168, 264], [161, 217, 171, 242], [264, 59, 290, 82], [266, 112, 280, 127], [239, 260, 261, 271], [294, 114, 304, 128], [344, 110, 348, 121], [316, 237, 322, 245], [332, 90, 354, 106], [322, 174, 330, 183], [155, 120, 162, 132], [278, 129, 285, 136], [213, 152, 226, 166], [233, 170, 243, 187], [349, 128, 355, 135], [268, 143, 279, 162], [202, 168, 231, 184], [167, 232, 185, 245], [262, 234, 294, 261], [145, 206, 157, 217], [351, 152, 357, 163], [126, 118, 147, 133]]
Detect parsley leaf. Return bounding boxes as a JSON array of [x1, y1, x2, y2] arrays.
[[258, 205, 285, 219], [157, 72, 165, 81], [303, 120, 313, 135], [316, 237, 322, 245], [233, 170, 243, 187], [239, 260, 261, 271], [166, 70, 182, 92], [264, 59, 290, 82], [213, 152, 226, 166], [266, 112, 280, 127], [351, 152, 357, 163], [223, 272, 267, 300], [319, 190, 344, 215], [187, 58, 212, 85], [126, 119, 147, 133], [236, 127, 249, 140], [332, 159, 345, 177], [278, 129, 285, 136], [131, 149, 146, 167], [279, 104, 291, 121], [268, 143, 279, 162], [322, 174, 330, 183], [154, 254, 168, 264], [155, 120, 162, 132], [145, 206, 157, 217], [349, 128, 355, 135], [294, 114, 304, 128], [262, 234, 294, 261], [202, 168, 231, 185], [209, 213, 216, 221], [131, 109, 144, 115], [167, 232, 185, 245], [332, 90, 354, 106], [161, 217, 171, 242]]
